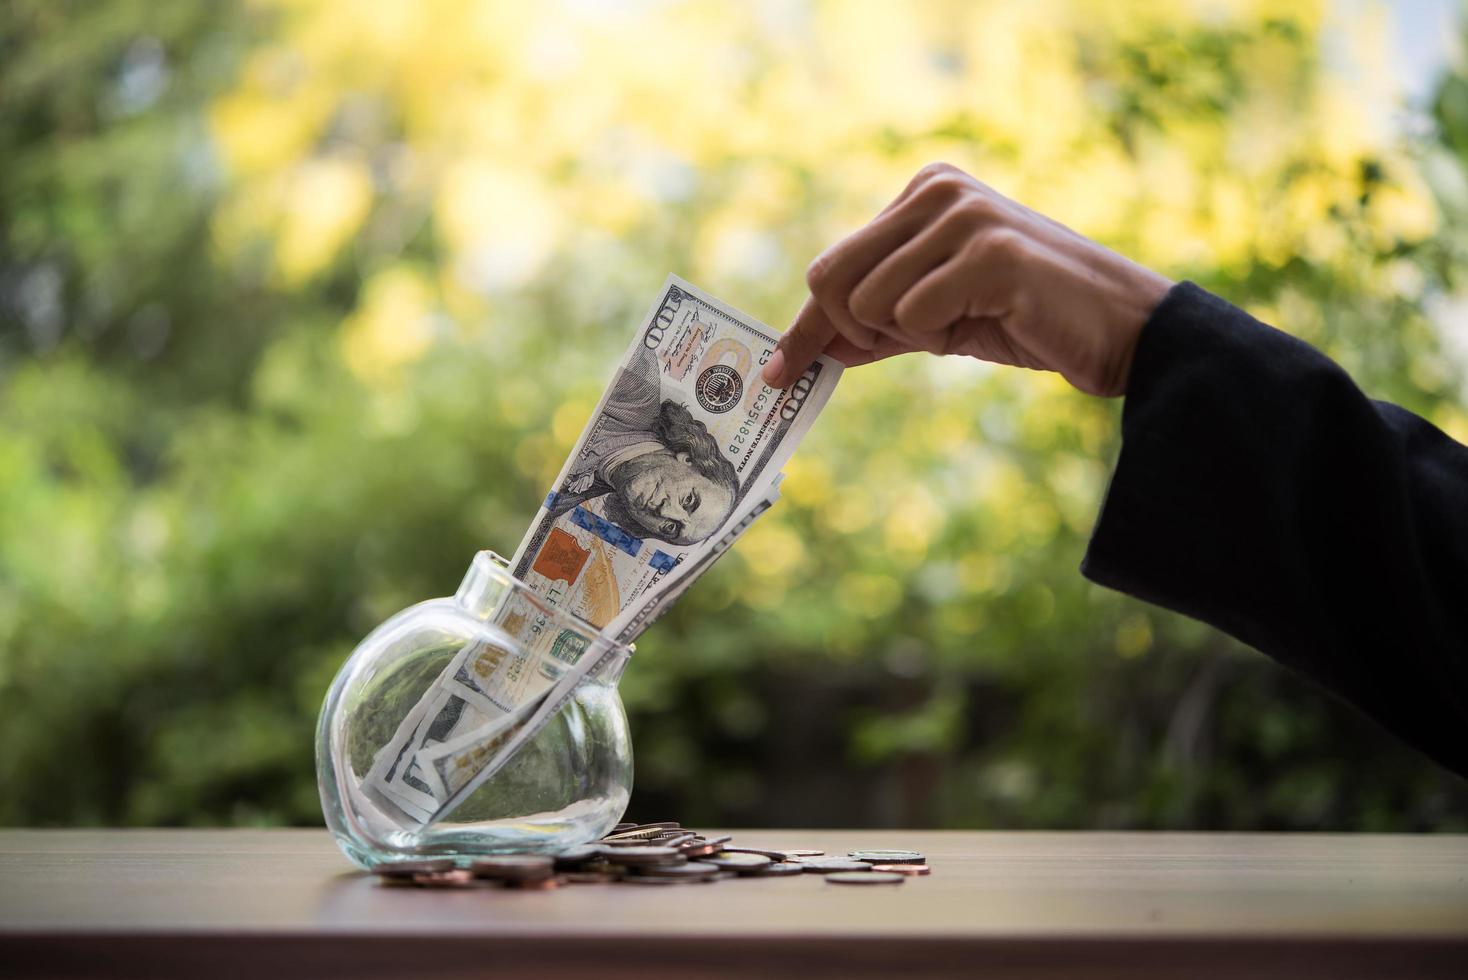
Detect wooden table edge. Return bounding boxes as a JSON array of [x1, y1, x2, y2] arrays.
[[3, 931, 1467, 980]]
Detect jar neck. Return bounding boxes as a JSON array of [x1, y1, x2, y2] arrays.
[[453, 552, 507, 620], [452, 551, 634, 666], [594, 653, 629, 686]]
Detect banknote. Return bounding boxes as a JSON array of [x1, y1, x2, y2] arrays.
[[366, 275, 841, 823], [414, 479, 783, 819], [376, 475, 781, 815], [506, 274, 840, 629], [597, 474, 782, 645], [360, 637, 498, 821], [363, 633, 530, 818]]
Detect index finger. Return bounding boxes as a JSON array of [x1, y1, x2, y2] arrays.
[[762, 295, 837, 388]]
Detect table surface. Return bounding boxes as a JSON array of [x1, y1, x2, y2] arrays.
[[2, 829, 1467, 979]]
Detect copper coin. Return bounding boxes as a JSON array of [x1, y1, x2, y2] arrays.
[[508, 876, 561, 891], [681, 841, 721, 858], [371, 858, 457, 878], [826, 871, 904, 885], [470, 855, 555, 881], [871, 863, 930, 876], [410, 869, 479, 888]]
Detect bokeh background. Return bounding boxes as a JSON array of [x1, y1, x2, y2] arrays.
[[4, 0, 1468, 831]]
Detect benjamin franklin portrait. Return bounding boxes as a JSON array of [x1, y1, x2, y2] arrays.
[[549, 345, 739, 546]]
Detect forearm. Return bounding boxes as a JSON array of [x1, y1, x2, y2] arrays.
[[1083, 283, 1468, 777]]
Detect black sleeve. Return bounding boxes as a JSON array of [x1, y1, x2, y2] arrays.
[[1082, 282, 1468, 778]]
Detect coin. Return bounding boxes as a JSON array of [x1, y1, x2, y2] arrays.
[[600, 828, 664, 842], [630, 861, 721, 879], [798, 858, 873, 873], [719, 847, 788, 862], [825, 871, 905, 885], [650, 832, 698, 848], [705, 852, 773, 872], [578, 859, 626, 874], [848, 850, 925, 864], [600, 830, 690, 846], [552, 845, 602, 869], [367, 824, 932, 893], [470, 856, 555, 881], [680, 835, 731, 858], [507, 876, 561, 891], [750, 862, 805, 877], [411, 869, 479, 888], [600, 823, 680, 841], [619, 875, 685, 885], [604, 846, 686, 865], [371, 858, 457, 878]]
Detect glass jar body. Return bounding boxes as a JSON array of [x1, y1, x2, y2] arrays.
[[315, 554, 632, 869]]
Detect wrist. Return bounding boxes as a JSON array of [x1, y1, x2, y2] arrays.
[[1098, 264, 1172, 398]]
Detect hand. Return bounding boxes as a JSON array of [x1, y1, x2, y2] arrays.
[[761, 163, 1173, 397]]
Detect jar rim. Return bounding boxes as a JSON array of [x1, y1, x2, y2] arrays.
[[456, 550, 634, 658]]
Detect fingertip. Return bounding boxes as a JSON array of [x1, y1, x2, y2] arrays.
[[761, 347, 786, 386]]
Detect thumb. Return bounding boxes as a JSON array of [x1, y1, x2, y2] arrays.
[[763, 296, 838, 387]]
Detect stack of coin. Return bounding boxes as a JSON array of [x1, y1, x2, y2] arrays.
[[368, 823, 931, 889], [470, 855, 558, 890]]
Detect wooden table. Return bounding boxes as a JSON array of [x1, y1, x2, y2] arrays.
[[2, 830, 1466, 978]]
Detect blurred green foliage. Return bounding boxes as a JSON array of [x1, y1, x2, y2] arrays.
[[2, 0, 1465, 829]]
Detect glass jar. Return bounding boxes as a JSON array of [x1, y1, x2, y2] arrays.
[[316, 551, 633, 869]]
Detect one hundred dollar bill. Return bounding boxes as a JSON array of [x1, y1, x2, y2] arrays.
[[506, 274, 839, 630], [415, 479, 783, 816], [365, 275, 841, 822], [596, 473, 782, 645]]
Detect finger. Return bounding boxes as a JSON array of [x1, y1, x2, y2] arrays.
[[893, 229, 1020, 340], [806, 179, 955, 351], [763, 295, 837, 387], [806, 227, 906, 350], [848, 208, 974, 331], [877, 161, 965, 217], [893, 254, 973, 339], [825, 332, 912, 367]]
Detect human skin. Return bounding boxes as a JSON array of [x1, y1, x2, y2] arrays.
[[761, 163, 1173, 397], [607, 450, 735, 545]]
